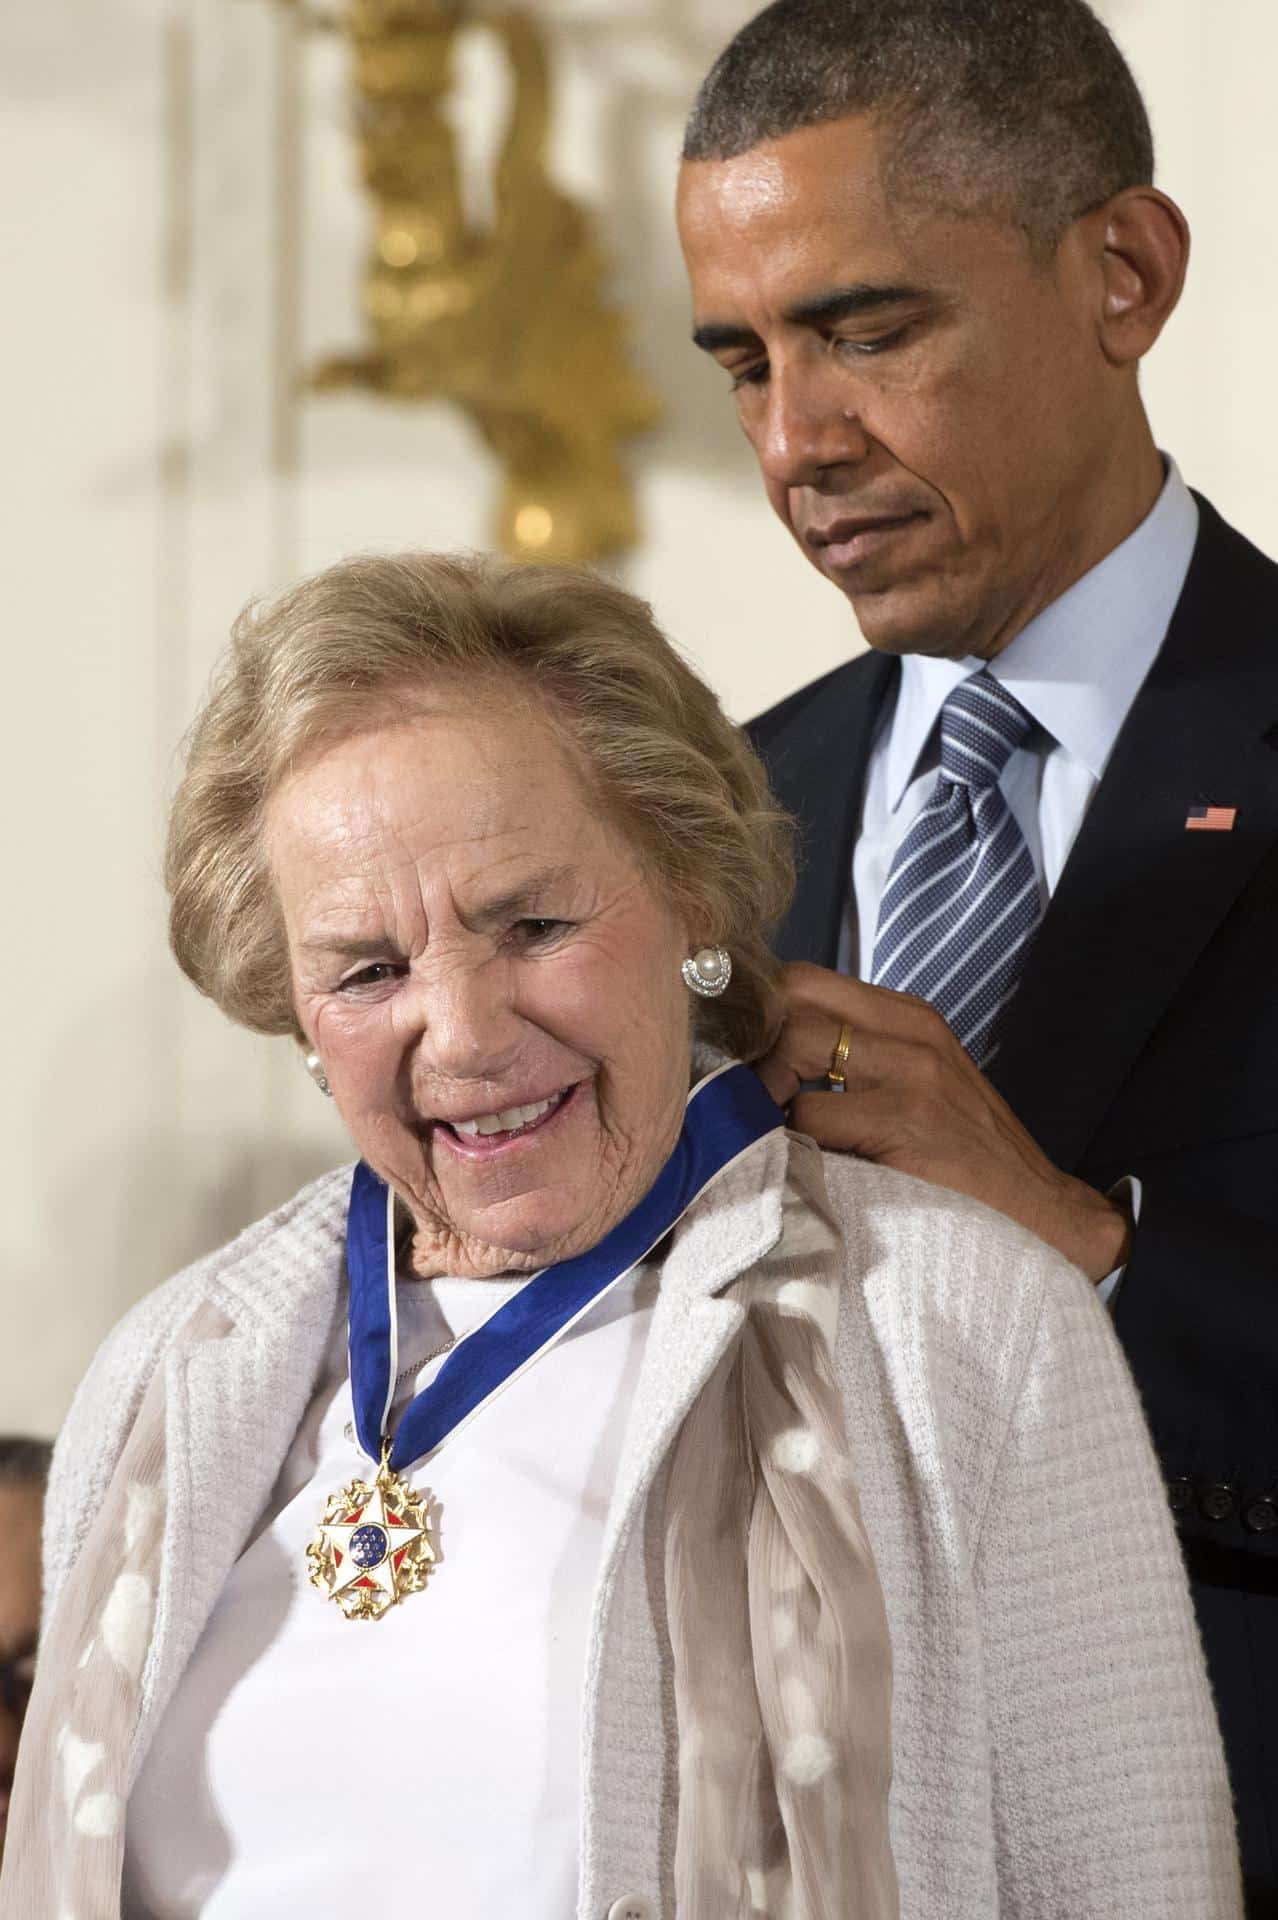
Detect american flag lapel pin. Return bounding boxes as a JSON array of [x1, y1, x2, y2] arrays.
[[1184, 804, 1238, 832]]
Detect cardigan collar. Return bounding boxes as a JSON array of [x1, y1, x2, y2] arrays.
[[198, 1091, 789, 1339]]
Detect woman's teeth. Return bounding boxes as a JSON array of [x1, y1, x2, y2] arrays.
[[450, 1091, 565, 1139]]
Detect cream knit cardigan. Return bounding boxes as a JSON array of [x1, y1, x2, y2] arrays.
[[38, 1131, 1240, 1919]]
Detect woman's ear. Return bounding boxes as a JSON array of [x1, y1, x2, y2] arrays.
[[1089, 186, 1191, 367]]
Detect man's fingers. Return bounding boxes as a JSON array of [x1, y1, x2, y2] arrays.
[[759, 1029, 943, 1133], [763, 1002, 950, 1096], [755, 1007, 867, 1105], [788, 1088, 881, 1153], [772, 962, 955, 1063], [755, 1050, 801, 1108]]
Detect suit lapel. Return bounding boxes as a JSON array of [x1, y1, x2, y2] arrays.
[[751, 652, 898, 966], [988, 501, 1278, 1170]]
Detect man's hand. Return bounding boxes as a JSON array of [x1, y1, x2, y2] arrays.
[[755, 963, 1132, 1284]]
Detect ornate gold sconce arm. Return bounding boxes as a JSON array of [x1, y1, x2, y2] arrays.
[[311, 0, 663, 562]]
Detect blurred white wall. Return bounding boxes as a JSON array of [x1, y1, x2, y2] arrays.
[[3, 0, 1275, 1435]]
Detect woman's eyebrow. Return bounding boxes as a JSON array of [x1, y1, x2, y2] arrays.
[[468, 864, 577, 929], [299, 933, 399, 959], [299, 865, 579, 955]]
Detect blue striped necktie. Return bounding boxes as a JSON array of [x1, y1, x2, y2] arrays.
[[870, 671, 1042, 1067]]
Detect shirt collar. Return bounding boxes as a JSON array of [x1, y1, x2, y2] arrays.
[[883, 458, 1200, 812]]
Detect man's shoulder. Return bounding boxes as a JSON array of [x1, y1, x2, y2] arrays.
[[1182, 491, 1274, 625], [747, 648, 895, 755], [1193, 490, 1278, 581]]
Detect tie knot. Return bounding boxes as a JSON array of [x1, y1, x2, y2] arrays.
[[939, 672, 1032, 789]]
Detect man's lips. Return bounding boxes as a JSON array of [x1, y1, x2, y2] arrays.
[[804, 510, 928, 570]]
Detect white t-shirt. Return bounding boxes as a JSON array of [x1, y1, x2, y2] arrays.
[[123, 1262, 658, 1918]]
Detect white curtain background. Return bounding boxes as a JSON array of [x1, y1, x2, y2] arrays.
[[3, 0, 1274, 1434]]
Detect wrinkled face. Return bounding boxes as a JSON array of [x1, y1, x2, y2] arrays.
[[677, 114, 1119, 659], [0, 1481, 43, 1858], [271, 702, 694, 1279]]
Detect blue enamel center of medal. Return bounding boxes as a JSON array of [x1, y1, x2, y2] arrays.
[[350, 1523, 389, 1569]]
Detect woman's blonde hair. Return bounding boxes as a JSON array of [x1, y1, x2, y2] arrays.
[[166, 551, 796, 1057]]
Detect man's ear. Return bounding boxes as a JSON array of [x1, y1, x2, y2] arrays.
[[1087, 186, 1191, 367]]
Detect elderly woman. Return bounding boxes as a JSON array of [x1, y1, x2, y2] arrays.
[[3, 556, 1238, 1920]]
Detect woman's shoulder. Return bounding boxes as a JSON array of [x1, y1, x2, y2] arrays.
[[814, 1144, 1101, 1437], [816, 1143, 1091, 1324], [812, 1145, 1110, 1551], [44, 1165, 353, 1608], [88, 1162, 354, 1374]]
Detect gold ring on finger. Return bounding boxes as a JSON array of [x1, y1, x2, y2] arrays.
[[827, 1021, 854, 1090]]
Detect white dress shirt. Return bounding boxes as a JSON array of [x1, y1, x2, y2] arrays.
[[844, 459, 1199, 976], [839, 459, 1200, 1298], [123, 1265, 657, 1918]]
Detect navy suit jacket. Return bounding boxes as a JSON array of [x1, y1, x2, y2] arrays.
[[748, 495, 1278, 1911]]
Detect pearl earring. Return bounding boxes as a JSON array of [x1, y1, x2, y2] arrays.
[[303, 1049, 333, 1098], [681, 945, 732, 999]]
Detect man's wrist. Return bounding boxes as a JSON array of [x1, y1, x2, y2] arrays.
[[1057, 1178, 1135, 1283]]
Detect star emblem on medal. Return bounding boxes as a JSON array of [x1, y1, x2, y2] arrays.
[[307, 1457, 437, 1621]]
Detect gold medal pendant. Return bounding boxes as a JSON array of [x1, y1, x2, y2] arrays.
[[307, 1444, 436, 1621]]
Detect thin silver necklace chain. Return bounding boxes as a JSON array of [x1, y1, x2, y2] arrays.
[[342, 1330, 457, 1449], [393, 1335, 456, 1394]]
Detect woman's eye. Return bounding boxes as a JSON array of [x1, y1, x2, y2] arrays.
[[339, 961, 402, 992], [512, 917, 569, 947]]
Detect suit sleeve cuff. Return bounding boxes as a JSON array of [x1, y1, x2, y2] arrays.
[[1094, 1175, 1143, 1309]]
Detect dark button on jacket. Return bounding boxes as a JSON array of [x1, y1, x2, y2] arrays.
[[1198, 1483, 1238, 1523]]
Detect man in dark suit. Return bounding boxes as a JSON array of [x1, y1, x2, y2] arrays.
[[678, 0, 1276, 1908]]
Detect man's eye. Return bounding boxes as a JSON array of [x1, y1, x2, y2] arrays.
[[730, 363, 768, 391], [838, 324, 911, 358]]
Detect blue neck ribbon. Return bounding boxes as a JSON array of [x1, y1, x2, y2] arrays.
[[345, 1061, 785, 1471]]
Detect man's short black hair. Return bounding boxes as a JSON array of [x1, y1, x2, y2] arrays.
[[683, 0, 1155, 253], [0, 1437, 53, 1489]]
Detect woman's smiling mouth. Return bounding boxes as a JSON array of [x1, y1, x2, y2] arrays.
[[433, 1083, 580, 1156]]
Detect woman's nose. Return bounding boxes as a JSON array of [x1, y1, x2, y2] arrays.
[[401, 952, 522, 1079]]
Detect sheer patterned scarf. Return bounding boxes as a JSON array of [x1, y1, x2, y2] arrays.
[[0, 1300, 232, 1919], [666, 1139, 897, 1917]]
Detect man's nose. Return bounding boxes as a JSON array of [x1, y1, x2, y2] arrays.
[[753, 361, 871, 489]]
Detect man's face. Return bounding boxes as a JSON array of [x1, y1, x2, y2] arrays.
[[677, 115, 1121, 659], [0, 1480, 43, 1858]]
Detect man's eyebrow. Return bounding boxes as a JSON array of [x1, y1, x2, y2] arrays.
[[691, 283, 928, 354], [692, 319, 762, 355], [787, 283, 928, 326]]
